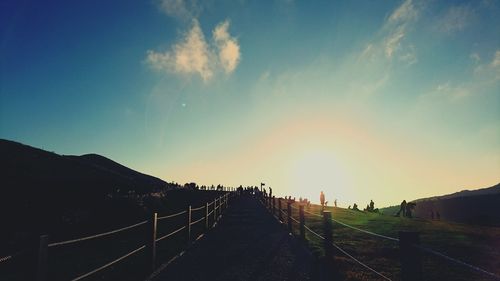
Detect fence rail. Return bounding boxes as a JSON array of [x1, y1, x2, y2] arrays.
[[1, 191, 233, 281], [264, 195, 500, 281], [48, 220, 148, 247]]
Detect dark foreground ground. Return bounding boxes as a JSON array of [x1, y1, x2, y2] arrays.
[[149, 195, 319, 281]]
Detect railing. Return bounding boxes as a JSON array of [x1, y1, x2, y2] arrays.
[[261, 195, 500, 281], [0, 192, 233, 281]]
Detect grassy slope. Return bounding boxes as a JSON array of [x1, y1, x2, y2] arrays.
[[286, 203, 500, 281]]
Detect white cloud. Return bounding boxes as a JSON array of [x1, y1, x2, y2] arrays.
[[146, 20, 213, 81], [213, 20, 241, 74], [159, 0, 199, 21], [437, 5, 474, 34], [146, 19, 241, 81]]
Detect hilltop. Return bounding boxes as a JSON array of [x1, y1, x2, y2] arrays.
[[0, 139, 196, 253], [380, 183, 500, 226]]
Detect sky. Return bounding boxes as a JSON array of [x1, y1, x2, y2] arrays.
[[1, 0, 499, 207]]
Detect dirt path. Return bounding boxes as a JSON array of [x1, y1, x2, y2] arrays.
[[149, 195, 316, 281]]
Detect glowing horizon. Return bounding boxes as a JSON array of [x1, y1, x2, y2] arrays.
[[1, 0, 499, 207]]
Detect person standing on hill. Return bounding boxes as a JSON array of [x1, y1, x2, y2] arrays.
[[396, 200, 407, 217], [320, 191, 325, 209], [369, 200, 375, 211]]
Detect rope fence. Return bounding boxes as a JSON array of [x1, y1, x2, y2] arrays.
[[0, 255, 12, 264], [190, 217, 205, 226], [158, 210, 187, 220], [190, 205, 206, 212], [415, 245, 500, 281], [156, 226, 187, 243], [263, 196, 500, 281], [48, 220, 148, 247], [3, 192, 234, 281], [70, 245, 146, 281]]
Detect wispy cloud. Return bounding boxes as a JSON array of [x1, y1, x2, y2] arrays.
[[387, 0, 418, 25], [436, 5, 474, 34], [470, 52, 481, 63], [491, 50, 500, 68], [159, 0, 199, 21], [419, 49, 500, 104], [360, 0, 421, 66], [399, 44, 418, 65], [146, 19, 241, 82], [489, 50, 500, 80], [473, 49, 500, 81], [383, 0, 420, 60]]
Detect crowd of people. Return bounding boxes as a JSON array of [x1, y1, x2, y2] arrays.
[[238, 187, 423, 220]]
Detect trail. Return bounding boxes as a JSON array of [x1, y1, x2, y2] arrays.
[[150, 195, 316, 281]]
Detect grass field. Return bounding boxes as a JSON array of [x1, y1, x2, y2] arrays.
[[272, 199, 500, 281]]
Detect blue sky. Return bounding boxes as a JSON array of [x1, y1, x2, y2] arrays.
[[1, 0, 499, 206]]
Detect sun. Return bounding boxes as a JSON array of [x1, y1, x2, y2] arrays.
[[286, 148, 352, 205]]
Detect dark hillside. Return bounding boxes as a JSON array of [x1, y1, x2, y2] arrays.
[[0, 139, 172, 253], [66, 153, 165, 189], [381, 183, 500, 226]]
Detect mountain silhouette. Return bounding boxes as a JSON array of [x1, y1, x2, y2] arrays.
[[0, 138, 168, 248], [0, 139, 166, 195]]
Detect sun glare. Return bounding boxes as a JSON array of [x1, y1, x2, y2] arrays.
[[287, 148, 352, 205]]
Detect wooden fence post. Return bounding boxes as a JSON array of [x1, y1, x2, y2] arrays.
[[205, 202, 210, 230], [287, 201, 292, 233], [272, 196, 276, 215], [323, 211, 333, 260], [36, 235, 48, 281], [148, 212, 157, 271], [399, 231, 422, 281], [187, 206, 192, 248], [299, 204, 305, 240], [213, 199, 217, 223], [278, 198, 283, 221]]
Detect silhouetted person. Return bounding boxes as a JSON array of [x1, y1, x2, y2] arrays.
[[269, 187, 272, 198], [396, 200, 407, 217], [405, 202, 416, 218], [353, 203, 359, 211], [320, 191, 325, 209], [348, 205, 351, 210], [334, 199, 337, 207], [369, 200, 374, 211]]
